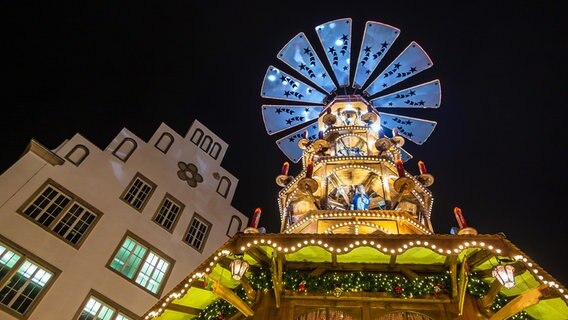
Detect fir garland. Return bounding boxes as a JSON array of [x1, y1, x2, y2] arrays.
[[193, 268, 534, 320]]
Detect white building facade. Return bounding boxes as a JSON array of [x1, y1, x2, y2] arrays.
[[0, 119, 247, 319]]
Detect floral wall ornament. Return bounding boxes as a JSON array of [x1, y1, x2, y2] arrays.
[[177, 162, 203, 188]]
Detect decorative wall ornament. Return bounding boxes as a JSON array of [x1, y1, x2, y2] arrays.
[[177, 162, 203, 188]]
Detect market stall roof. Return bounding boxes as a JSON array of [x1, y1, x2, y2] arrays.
[[144, 233, 567, 319]]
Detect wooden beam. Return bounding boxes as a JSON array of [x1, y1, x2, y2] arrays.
[[481, 279, 502, 308], [166, 302, 202, 315], [207, 276, 254, 317], [309, 266, 328, 277], [449, 255, 457, 298], [271, 254, 281, 308], [285, 261, 446, 273], [489, 284, 548, 320], [467, 249, 494, 268], [246, 247, 271, 266], [399, 267, 419, 280], [241, 275, 257, 300], [389, 254, 397, 268]]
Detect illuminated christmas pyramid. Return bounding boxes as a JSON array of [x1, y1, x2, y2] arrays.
[[144, 18, 567, 320]]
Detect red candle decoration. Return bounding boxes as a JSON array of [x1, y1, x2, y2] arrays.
[[306, 161, 314, 178], [250, 207, 262, 228], [395, 159, 405, 177], [392, 127, 399, 137], [281, 161, 289, 176], [418, 160, 427, 175], [303, 130, 309, 139], [453, 206, 468, 229]]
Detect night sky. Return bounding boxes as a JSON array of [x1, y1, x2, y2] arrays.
[[2, 3, 566, 285]]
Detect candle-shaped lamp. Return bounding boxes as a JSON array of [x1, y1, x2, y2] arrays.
[[303, 130, 309, 139], [395, 159, 405, 177], [281, 161, 289, 176], [250, 207, 262, 229], [418, 160, 427, 175], [318, 130, 324, 139], [453, 207, 468, 229], [306, 161, 314, 178], [392, 127, 399, 137]]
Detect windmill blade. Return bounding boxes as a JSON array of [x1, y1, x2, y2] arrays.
[[276, 123, 319, 163], [315, 18, 352, 87], [363, 42, 433, 97], [353, 21, 400, 89], [379, 112, 437, 145], [261, 66, 327, 104], [370, 80, 441, 109], [397, 147, 413, 162], [278, 32, 337, 94], [262, 105, 323, 135]]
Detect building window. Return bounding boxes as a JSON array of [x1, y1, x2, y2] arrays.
[[19, 181, 101, 248], [108, 233, 172, 296], [112, 138, 137, 162], [75, 290, 136, 320], [226, 215, 243, 237], [65, 144, 90, 166], [182, 213, 211, 253], [190, 129, 203, 145], [121, 173, 156, 212], [155, 132, 174, 154], [209, 142, 221, 159], [216, 176, 231, 198], [152, 194, 184, 232], [0, 237, 59, 317], [200, 135, 212, 153]]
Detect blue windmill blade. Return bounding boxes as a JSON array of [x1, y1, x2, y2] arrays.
[[370, 80, 441, 109], [276, 123, 319, 163], [315, 18, 352, 87], [262, 105, 323, 135], [363, 42, 434, 97], [397, 146, 413, 162], [261, 66, 328, 104], [353, 21, 400, 89], [378, 112, 437, 145], [278, 32, 337, 94]]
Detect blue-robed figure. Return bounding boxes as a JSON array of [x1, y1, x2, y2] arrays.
[[352, 185, 370, 210]]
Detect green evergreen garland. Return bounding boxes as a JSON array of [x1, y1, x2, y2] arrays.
[[194, 268, 534, 320]]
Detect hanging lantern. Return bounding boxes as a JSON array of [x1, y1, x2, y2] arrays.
[[229, 256, 249, 281], [492, 264, 515, 289]]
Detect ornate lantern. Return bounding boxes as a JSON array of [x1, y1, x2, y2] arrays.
[[229, 255, 249, 281], [492, 264, 515, 289]]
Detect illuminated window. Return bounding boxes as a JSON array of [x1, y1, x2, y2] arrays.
[[152, 194, 184, 232], [183, 213, 211, 253], [121, 173, 156, 212], [108, 234, 172, 296], [0, 238, 59, 317], [76, 290, 136, 320], [19, 181, 101, 248]]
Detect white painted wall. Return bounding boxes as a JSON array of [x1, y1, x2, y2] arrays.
[[0, 120, 247, 319]]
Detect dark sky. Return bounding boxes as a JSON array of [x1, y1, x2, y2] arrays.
[[2, 3, 566, 285]]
